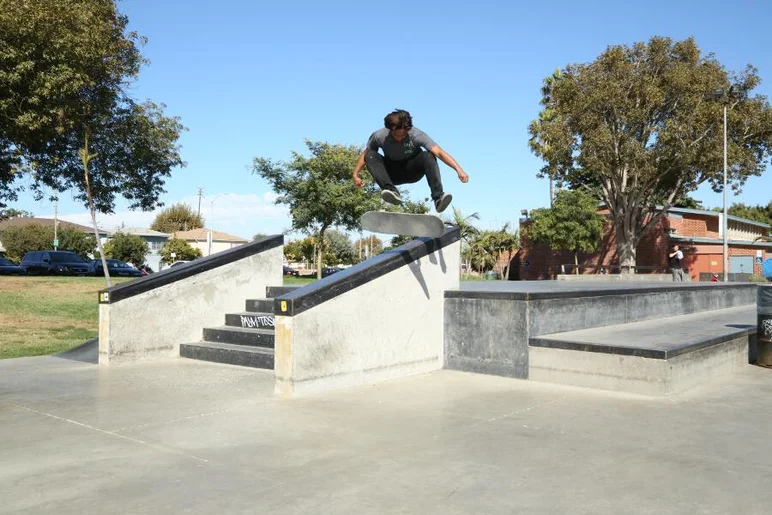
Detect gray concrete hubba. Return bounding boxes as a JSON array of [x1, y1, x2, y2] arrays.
[[97, 235, 284, 365], [273, 228, 461, 396]]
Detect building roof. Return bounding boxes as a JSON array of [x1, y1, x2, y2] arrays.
[[172, 228, 248, 243], [0, 217, 111, 235], [117, 227, 170, 238], [665, 206, 771, 229]]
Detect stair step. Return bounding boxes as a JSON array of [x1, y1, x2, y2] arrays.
[[225, 312, 275, 329], [245, 298, 274, 313], [266, 285, 300, 298], [180, 341, 274, 370], [202, 326, 274, 348]]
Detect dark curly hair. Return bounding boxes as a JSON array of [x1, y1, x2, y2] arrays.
[[384, 109, 413, 130]]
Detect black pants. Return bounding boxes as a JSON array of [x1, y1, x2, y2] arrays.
[[365, 150, 444, 201]]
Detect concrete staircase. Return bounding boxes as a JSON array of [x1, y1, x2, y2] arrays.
[[180, 285, 299, 369]]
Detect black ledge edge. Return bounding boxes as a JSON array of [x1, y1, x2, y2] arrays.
[[444, 282, 758, 301], [274, 226, 460, 317], [98, 234, 283, 304], [529, 324, 757, 359]]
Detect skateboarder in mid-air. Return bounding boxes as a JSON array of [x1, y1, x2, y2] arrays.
[[352, 109, 469, 213]]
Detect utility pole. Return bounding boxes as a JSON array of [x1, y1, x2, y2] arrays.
[[53, 197, 59, 250], [197, 188, 204, 218]]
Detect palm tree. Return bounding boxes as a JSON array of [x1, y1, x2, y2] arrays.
[[444, 207, 480, 278]]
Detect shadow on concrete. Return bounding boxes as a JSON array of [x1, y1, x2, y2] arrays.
[[55, 338, 98, 364]]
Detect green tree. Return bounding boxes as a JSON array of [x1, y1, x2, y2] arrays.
[[727, 201, 772, 226], [673, 197, 705, 209], [444, 207, 480, 278], [529, 36, 772, 272], [284, 239, 305, 263], [159, 238, 202, 265], [0, 224, 94, 261], [1, 1, 185, 286], [323, 230, 356, 265], [252, 140, 380, 278], [103, 232, 148, 265], [467, 225, 519, 278], [151, 203, 204, 233], [0, 208, 33, 220], [252, 233, 267, 241], [526, 189, 605, 274]]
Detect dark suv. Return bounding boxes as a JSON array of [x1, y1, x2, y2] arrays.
[[20, 251, 92, 276]]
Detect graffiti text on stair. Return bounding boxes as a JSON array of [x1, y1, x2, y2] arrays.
[[240, 315, 275, 328]]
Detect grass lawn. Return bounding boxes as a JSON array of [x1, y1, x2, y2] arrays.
[[0, 276, 132, 360]]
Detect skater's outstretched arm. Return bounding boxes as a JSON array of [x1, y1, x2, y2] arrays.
[[428, 146, 469, 183], [352, 150, 367, 187]]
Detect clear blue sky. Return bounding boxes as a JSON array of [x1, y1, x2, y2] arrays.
[[14, 0, 772, 239]]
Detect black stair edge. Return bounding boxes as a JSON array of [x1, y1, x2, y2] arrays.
[[225, 312, 275, 329], [266, 285, 301, 298], [203, 326, 275, 348], [180, 342, 274, 370], [245, 298, 275, 312]]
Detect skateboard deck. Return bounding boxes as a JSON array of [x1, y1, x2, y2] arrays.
[[361, 211, 446, 238]]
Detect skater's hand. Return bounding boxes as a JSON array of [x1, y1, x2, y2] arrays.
[[457, 169, 469, 183], [353, 173, 364, 188]]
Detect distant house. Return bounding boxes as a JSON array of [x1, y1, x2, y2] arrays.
[[115, 227, 171, 272], [172, 228, 248, 257], [0, 217, 111, 254]]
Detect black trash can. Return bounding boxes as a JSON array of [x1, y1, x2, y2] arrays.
[[759, 284, 772, 366]]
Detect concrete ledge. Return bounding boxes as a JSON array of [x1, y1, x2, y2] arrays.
[[98, 235, 283, 365], [556, 274, 673, 282], [529, 336, 750, 396], [274, 230, 461, 396]]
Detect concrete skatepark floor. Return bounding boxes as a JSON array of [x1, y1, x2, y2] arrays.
[[1, 355, 771, 514]]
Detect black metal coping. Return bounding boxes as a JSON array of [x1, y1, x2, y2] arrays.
[[444, 281, 758, 301], [529, 325, 757, 359], [98, 234, 283, 304], [274, 227, 460, 317]]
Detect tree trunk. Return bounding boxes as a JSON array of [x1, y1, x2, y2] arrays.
[[80, 131, 112, 288], [615, 221, 637, 274], [574, 252, 579, 274], [316, 227, 327, 279]]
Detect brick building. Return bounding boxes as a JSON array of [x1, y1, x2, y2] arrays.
[[513, 207, 772, 281]]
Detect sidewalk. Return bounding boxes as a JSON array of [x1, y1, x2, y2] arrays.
[[1, 354, 770, 514]]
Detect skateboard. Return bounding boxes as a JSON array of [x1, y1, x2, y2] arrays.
[[361, 211, 446, 238]]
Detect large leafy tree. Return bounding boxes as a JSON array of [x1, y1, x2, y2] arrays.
[[353, 235, 384, 262], [159, 238, 202, 265], [0, 208, 33, 220], [323, 230, 356, 265], [252, 141, 380, 278], [529, 36, 772, 271], [526, 189, 605, 274], [0, 0, 185, 285], [151, 203, 204, 233], [103, 232, 148, 265]]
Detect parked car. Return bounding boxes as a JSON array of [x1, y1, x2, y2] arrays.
[[0, 257, 26, 275], [90, 259, 142, 277], [283, 265, 299, 276], [322, 266, 343, 277], [169, 260, 191, 268], [20, 250, 92, 276]]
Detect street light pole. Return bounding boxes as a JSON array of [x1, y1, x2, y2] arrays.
[[722, 104, 728, 282], [208, 194, 224, 256]]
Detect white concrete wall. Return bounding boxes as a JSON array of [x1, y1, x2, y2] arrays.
[[529, 337, 749, 396], [99, 246, 283, 365], [275, 241, 460, 395]]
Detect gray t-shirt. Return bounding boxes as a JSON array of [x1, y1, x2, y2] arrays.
[[366, 127, 438, 161]]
